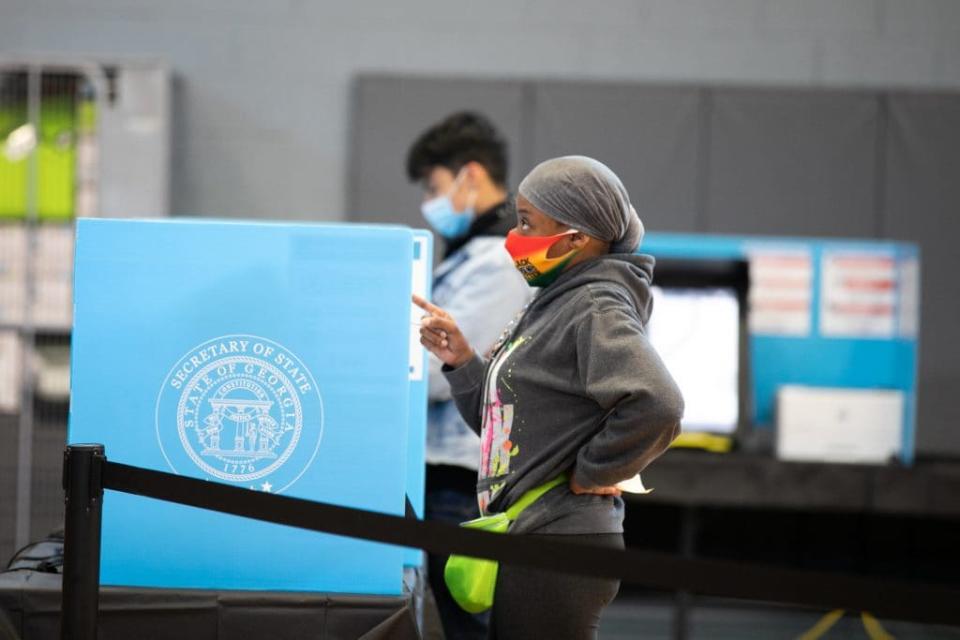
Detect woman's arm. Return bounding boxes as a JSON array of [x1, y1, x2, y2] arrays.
[[572, 287, 685, 490], [413, 295, 487, 434], [442, 354, 488, 435]]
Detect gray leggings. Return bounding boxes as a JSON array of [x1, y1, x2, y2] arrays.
[[487, 533, 624, 640]]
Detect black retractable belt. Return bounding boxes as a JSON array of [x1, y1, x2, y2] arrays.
[[61, 444, 960, 640]]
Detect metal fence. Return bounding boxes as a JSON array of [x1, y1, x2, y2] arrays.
[[0, 60, 109, 564]]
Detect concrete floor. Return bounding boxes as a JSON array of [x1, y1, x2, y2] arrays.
[[420, 582, 960, 639], [600, 594, 960, 639]]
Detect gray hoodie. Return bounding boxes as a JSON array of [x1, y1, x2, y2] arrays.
[[443, 252, 684, 535]]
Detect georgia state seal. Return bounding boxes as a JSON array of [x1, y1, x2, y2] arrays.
[[155, 335, 324, 493]]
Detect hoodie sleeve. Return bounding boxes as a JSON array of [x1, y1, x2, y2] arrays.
[[572, 286, 684, 490], [442, 354, 489, 435]]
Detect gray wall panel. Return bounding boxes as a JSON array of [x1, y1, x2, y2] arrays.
[[705, 90, 880, 237], [348, 76, 526, 231], [884, 93, 960, 457], [530, 83, 702, 232]]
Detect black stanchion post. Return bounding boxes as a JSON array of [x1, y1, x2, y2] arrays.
[[673, 506, 699, 640], [61, 444, 105, 640]]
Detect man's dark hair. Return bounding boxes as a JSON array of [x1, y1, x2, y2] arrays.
[[406, 111, 508, 187]]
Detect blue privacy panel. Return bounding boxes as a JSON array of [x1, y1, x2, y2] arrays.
[[69, 219, 414, 594], [642, 232, 920, 464], [404, 231, 432, 567]]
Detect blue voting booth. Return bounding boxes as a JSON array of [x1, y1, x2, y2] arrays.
[[69, 219, 431, 594], [642, 232, 920, 464]]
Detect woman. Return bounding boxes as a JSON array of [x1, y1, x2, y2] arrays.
[[415, 155, 684, 639]]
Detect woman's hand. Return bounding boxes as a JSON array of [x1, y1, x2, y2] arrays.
[[569, 476, 622, 497], [413, 294, 476, 369]]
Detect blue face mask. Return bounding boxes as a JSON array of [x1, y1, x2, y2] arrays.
[[420, 170, 476, 239], [421, 196, 473, 238]]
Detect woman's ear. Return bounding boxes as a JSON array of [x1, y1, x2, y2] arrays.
[[571, 231, 591, 249]]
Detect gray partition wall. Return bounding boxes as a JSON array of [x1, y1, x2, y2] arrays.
[[704, 89, 881, 237], [530, 83, 703, 233], [347, 74, 960, 458], [348, 76, 529, 230], [884, 94, 960, 456]]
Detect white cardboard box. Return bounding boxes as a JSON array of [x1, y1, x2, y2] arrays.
[[776, 385, 903, 464]]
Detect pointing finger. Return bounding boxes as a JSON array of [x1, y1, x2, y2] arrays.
[[412, 294, 445, 317]]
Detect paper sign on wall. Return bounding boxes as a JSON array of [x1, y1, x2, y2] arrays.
[[820, 252, 897, 338], [748, 250, 812, 337]]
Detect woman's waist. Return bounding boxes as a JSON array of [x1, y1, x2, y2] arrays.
[[510, 488, 625, 536]]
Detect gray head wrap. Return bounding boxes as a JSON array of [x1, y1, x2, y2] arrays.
[[517, 155, 644, 254]]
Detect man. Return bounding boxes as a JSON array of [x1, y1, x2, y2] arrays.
[[407, 112, 532, 639]]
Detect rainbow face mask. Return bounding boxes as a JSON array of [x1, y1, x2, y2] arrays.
[[504, 229, 580, 287]]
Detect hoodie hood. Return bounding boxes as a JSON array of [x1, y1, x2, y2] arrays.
[[531, 252, 656, 325]]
